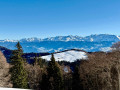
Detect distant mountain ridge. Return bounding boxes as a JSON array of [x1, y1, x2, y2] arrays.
[[0, 34, 120, 42], [43, 34, 120, 42], [0, 34, 119, 53]]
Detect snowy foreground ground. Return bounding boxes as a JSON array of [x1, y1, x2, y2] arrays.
[[42, 50, 88, 62], [0, 88, 31, 90]]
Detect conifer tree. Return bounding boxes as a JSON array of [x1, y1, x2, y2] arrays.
[[43, 54, 63, 90], [41, 73, 48, 90], [38, 55, 43, 68], [16, 42, 23, 56], [34, 53, 38, 66], [72, 66, 82, 90], [10, 42, 28, 89]]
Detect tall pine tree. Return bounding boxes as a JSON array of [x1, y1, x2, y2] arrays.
[[42, 54, 63, 90], [72, 66, 83, 90], [33, 53, 38, 66], [38, 55, 44, 68], [10, 42, 28, 89]]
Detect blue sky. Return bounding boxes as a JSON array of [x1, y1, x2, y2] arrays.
[[0, 0, 120, 40]]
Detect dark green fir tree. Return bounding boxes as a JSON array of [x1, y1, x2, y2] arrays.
[[10, 42, 28, 89], [72, 66, 83, 90], [41, 54, 63, 90], [38, 55, 43, 68], [34, 53, 38, 66], [47, 54, 63, 90]]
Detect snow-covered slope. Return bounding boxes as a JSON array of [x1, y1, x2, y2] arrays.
[[43, 35, 83, 41], [0, 39, 17, 42], [20, 37, 42, 42], [0, 34, 120, 42], [84, 34, 120, 42], [42, 50, 87, 62], [18, 34, 120, 42]]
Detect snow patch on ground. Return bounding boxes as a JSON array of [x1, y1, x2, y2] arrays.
[[90, 38, 94, 42], [37, 47, 53, 52], [0, 88, 30, 90], [100, 47, 112, 52], [117, 36, 120, 40], [42, 50, 87, 62]]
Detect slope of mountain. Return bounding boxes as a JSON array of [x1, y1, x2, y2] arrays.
[[20, 37, 42, 42], [43, 34, 120, 42], [43, 35, 83, 41], [19, 34, 120, 42], [42, 50, 87, 62], [0, 46, 12, 62], [0, 34, 120, 42], [0, 34, 119, 53], [84, 34, 120, 42]]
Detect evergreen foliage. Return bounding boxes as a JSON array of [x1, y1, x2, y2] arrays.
[[38, 55, 43, 68], [34, 53, 38, 66], [72, 66, 82, 90], [33, 54, 47, 68], [41, 54, 63, 90], [16, 42, 23, 56], [10, 42, 28, 89], [41, 73, 48, 90]]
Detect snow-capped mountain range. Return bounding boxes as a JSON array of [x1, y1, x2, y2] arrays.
[[1, 34, 120, 42], [0, 34, 119, 53], [42, 34, 120, 42]]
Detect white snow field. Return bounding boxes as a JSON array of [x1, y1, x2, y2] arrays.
[[0, 88, 31, 90], [42, 50, 87, 62]]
